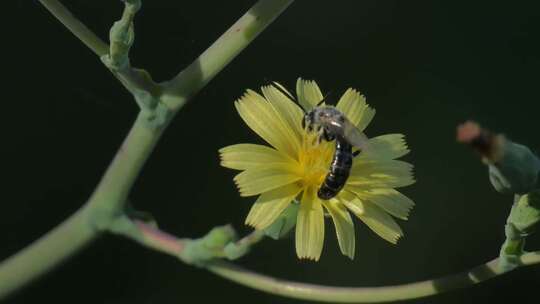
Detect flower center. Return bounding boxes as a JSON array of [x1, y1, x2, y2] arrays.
[[297, 129, 335, 189]]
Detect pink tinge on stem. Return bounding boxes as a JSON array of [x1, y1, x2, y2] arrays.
[[134, 220, 185, 254]]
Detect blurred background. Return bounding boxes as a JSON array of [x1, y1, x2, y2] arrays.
[[3, 0, 540, 303]]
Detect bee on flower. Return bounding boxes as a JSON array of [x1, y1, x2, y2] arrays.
[[219, 78, 415, 261]]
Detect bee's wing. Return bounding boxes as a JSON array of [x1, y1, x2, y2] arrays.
[[338, 118, 371, 152]]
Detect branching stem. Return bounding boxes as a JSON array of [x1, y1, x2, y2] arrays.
[[5, 1, 538, 303], [0, 0, 293, 299]]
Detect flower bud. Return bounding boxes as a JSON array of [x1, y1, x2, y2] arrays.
[[509, 190, 540, 234], [457, 121, 540, 194], [498, 191, 540, 271]]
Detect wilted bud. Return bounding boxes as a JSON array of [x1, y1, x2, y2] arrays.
[[457, 121, 540, 194]]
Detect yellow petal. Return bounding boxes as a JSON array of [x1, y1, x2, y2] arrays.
[[245, 183, 302, 230], [296, 78, 324, 111], [235, 90, 299, 158], [261, 84, 304, 142], [322, 199, 355, 259], [219, 144, 296, 170], [348, 188, 414, 220], [296, 188, 325, 261], [357, 134, 410, 160], [234, 167, 301, 197], [349, 159, 415, 188], [335, 88, 375, 131], [338, 191, 365, 215], [344, 197, 403, 244]]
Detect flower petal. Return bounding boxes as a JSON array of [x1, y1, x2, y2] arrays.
[[344, 197, 403, 244], [235, 90, 299, 158], [339, 191, 364, 215], [245, 183, 302, 230], [336, 88, 376, 131], [296, 78, 324, 111], [234, 167, 301, 197], [261, 84, 304, 141], [296, 188, 325, 260], [219, 144, 296, 170], [349, 159, 415, 188], [358, 134, 410, 160], [322, 199, 355, 259], [348, 188, 414, 220]]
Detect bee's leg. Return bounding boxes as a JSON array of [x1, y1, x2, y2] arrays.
[[352, 150, 361, 157], [317, 126, 325, 144], [322, 128, 335, 142], [304, 119, 314, 132]]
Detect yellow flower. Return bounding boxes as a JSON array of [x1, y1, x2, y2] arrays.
[[219, 78, 415, 261]]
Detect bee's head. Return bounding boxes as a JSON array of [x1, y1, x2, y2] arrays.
[[302, 109, 316, 130]]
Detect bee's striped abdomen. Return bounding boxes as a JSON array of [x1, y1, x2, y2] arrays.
[[318, 137, 353, 200]]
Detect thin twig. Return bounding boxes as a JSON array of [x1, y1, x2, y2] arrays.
[[129, 221, 540, 303], [38, 0, 108, 56], [0, 0, 293, 299], [207, 254, 540, 303], [161, 0, 295, 111], [16, 2, 540, 304]]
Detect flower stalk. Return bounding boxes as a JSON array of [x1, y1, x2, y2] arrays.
[[0, 0, 294, 298], [104, 216, 540, 303], [2, 1, 539, 303]]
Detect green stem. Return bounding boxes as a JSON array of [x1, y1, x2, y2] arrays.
[[0, 113, 160, 298], [87, 114, 164, 218], [119, 221, 540, 303], [0, 0, 293, 300], [38, 0, 108, 56], [0, 208, 95, 298], [207, 254, 540, 303], [10, 1, 540, 303], [161, 0, 294, 111]]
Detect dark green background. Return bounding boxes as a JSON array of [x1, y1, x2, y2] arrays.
[[4, 0, 540, 303]]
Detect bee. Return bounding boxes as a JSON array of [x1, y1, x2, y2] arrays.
[[303, 106, 371, 200], [269, 82, 371, 200]]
